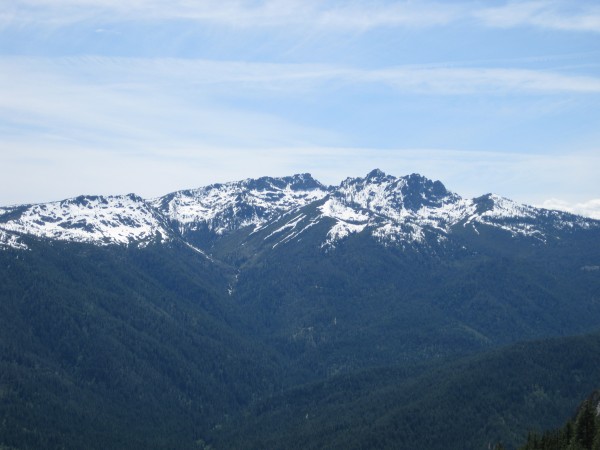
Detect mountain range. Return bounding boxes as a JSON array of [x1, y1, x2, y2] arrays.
[[1, 169, 596, 252], [1, 170, 600, 449]]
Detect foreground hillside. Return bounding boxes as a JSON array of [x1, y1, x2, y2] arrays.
[[213, 333, 600, 450], [518, 390, 600, 450]]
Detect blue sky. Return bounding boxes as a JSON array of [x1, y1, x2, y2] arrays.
[[1, 0, 599, 217]]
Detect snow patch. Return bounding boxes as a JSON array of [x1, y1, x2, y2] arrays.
[[183, 242, 215, 262], [264, 214, 306, 240], [319, 198, 370, 222], [322, 222, 367, 248], [0, 230, 28, 250]]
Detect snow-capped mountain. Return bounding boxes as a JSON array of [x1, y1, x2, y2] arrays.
[[318, 170, 468, 246], [151, 174, 327, 237], [0, 194, 171, 249], [0, 170, 597, 251], [262, 169, 597, 249]]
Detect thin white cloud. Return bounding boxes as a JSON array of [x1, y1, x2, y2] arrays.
[[1, 56, 600, 199], [3, 0, 462, 30], [3, 56, 599, 99], [475, 1, 600, 33], [0, 57, 344, 144], [540, 198, 600, 220], [364, 67, 600, 94], [1, 55, 599, 172], [4, 0, 600, 33], [1, 56, 599, 206]]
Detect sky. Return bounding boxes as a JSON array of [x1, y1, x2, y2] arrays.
[[1, 0, 599, 218]]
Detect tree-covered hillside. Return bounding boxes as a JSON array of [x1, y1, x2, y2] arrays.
[[0, 239, 282, 449], [224, 220, 600, 382], [211, 333, 600, 450]]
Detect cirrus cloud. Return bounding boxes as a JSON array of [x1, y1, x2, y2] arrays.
[[475, 1, 600, 33], [2, 0, 600, 33]]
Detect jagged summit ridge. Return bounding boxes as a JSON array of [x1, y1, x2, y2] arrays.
[[314, 170, 465, 246], [0, 170, 597, 250], [336, 170, 458, 214], [151, 173, 328, 236], [261, 170, 599, 248]]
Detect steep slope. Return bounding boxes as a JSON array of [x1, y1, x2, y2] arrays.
[[202, 175, 600, 381], [226, 220, 600, 381]]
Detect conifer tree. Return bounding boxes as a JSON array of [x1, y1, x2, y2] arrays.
[[574, 400, 597, 449]]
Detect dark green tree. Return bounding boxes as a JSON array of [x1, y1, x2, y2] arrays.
[[574, 400, 597, 449]]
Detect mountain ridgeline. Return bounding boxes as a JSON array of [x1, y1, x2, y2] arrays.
[[2, 169, 595, 251], [1, 170, 600, 449]]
